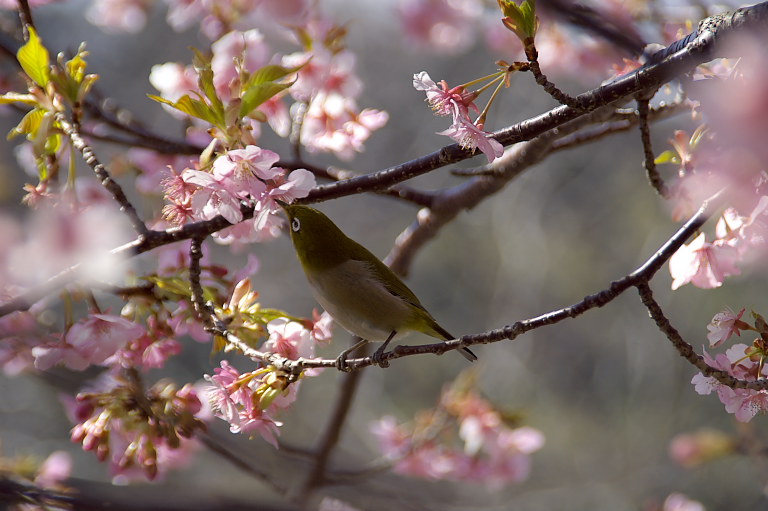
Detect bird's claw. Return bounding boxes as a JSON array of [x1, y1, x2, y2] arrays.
[[371, 345, 390, 367], [335, 352, 353, 372]]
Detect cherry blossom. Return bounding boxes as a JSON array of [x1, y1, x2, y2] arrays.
[[413, 71, 478, 119], [398, 0, 479, 55], [7, 202, 133, 288], [310, 309, 334, 344], [692, 345, 768, 422], [662, 493, 706, 511], [706, 307, 745, 348], [438, 114, 504, 163], [669, 233, 741, 290], [211, 29, 271, 95], [370, 381, 544, 489], [264, 318, 314, 360], [86, 0, 150, 33], [68, 375, 205, 481], [203, 361, 285, 446], [414, 71, 503, 163]]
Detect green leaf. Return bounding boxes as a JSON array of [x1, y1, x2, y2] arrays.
[[148, 93, 223, 128], [499, 0, 537, 40], [7, 108, 44, 140], [17, 27, 50, 87], [519, 0, 537, 37], [190, 48, 224, 121], [654, 150, 679, 165], [245, 63, 302, 88], [239, 81, 291, 118]]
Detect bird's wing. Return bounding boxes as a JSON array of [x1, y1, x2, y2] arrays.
[[348, 243, 425, 310]]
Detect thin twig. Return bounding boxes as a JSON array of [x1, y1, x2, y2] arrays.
[[636, 282, 768, 390], [15, 0, 33, 40], [525, 42, 583, 110], [636, 94, 669, 197], [54, 111, 148, 236]]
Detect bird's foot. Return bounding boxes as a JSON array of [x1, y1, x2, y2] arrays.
[[335, 338, 369, 372], [335, 352, 352, 372], [371, 344, 390, 368]]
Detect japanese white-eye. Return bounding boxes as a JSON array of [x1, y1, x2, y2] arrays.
[[282, 203, 477, 364]]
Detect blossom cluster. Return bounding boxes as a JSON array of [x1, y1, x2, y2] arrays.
[[145, 18, 387, 163], [67, 373, 206, 481], [203, 302, 332, 445], [666, 36, 768, 290], [371, 374, 544, 489], [163, 145, 315, 246], [413, 71, 503, 163], [692, 308, 768, 422]]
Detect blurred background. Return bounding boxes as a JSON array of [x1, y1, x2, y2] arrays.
[[0, 1, 765, 510]]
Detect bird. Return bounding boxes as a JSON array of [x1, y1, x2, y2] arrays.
[[280, 202, 477, 367]]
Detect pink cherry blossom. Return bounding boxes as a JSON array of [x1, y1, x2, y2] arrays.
[[414, 72, 502, 163], [258, 95, 291, 137], [669, 233, 741, 290], [35, 450, 72, 487], [204, 361, 286, 446], [264, 318, 314, 360], [163, 0, 207, 33], [0, 311, 44, 375], [183, 169, 248, 224], [299, 93, 389, 160], [32, 314, 146, 371], [398, 0, 479, 55], [211, 30, 271, 95], [706, 307, 745, 348], [662, 493, 706, 511], [149, 62, 198, 103], [108, 323, 182, 370], [86, 0, 149, 33], [168, 301, 210, 342], [692, 345, 768, 422], [285, 47, 362, 102], [8, 203, 133, 288], [213, 146, 282, 183], [738, 195, 768, 249], [370, 386, 544, 489], [438, 114, 504, 163], [310, 309, 334, 344], [268, 169, 316, 204], [213, 201, 285, 248], [413, 71, 478, 119]]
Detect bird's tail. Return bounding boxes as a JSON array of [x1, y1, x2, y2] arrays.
[[430, 323, 478, 362]]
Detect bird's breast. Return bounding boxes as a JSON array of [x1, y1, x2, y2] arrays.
[[306, 259, 414, 342]]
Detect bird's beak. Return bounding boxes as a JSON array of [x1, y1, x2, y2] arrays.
[[274, 199, 290, 210]]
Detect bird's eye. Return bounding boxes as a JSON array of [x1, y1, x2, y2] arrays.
[[291, 217, 301, 232]]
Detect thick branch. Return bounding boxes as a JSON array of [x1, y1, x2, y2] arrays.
[[305, 4, 768, 203]]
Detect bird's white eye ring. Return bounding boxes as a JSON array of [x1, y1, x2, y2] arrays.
[[291, 217, 301, 232]]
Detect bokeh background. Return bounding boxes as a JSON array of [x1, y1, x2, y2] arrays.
[[0, 1, 765, 510]]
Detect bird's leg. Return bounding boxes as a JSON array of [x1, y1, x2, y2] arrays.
[[335, 337, 370, 372], [372, 330, 397, 368]]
